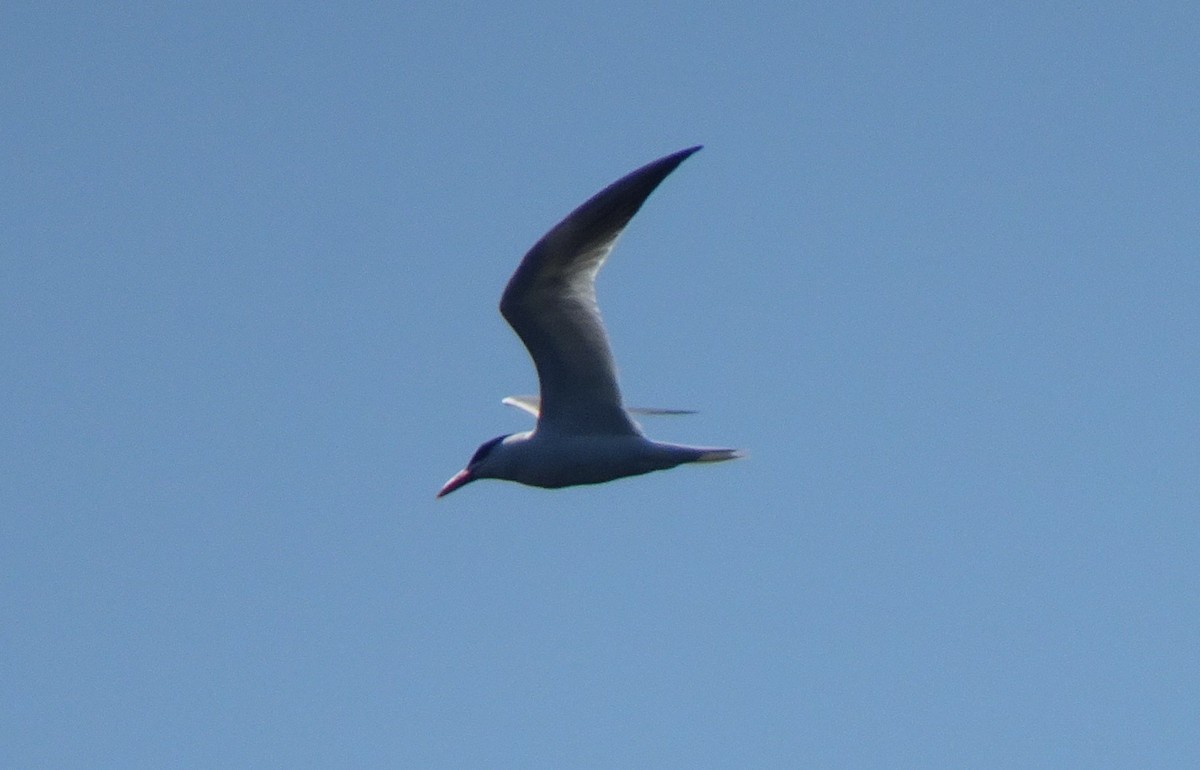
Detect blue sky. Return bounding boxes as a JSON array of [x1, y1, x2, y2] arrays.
[[4, 2, 1198, 766]]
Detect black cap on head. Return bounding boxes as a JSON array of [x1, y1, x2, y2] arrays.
[[468, 434, 509, 467]]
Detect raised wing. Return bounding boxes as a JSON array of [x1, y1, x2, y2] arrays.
[[499, 146, 701, 435]]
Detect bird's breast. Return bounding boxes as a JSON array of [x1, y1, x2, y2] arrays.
[[511, 434, 685, 489]]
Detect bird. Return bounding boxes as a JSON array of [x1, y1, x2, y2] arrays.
[[437, 146, 742, 497]]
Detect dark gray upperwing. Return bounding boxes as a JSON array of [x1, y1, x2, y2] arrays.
[[499, 146, 701, 436]]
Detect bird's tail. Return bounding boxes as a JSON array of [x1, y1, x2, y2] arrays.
[[690, 448, 744, 463]]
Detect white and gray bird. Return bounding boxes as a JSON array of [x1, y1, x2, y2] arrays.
[[437, 146, 741, 497]]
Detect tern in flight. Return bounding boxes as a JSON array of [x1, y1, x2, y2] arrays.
[[438, 146, 741, 497]]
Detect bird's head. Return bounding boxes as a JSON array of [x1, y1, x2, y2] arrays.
[[436, 434, 512, 497]]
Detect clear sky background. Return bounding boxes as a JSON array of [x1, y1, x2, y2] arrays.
[[4, 3, 1198, 767]]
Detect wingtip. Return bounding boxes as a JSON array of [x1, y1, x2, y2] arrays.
[[669, 145, 703, 163], [620, 145, 702, 193], [501, 395, 541, 418]]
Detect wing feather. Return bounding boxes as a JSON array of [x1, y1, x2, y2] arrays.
[[499, 146, 701, 435]]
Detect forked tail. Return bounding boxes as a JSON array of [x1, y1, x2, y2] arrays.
[[691, 448, 744, 463]]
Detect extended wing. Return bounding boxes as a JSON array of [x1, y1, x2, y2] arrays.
[[499, 147, 702, 435]]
